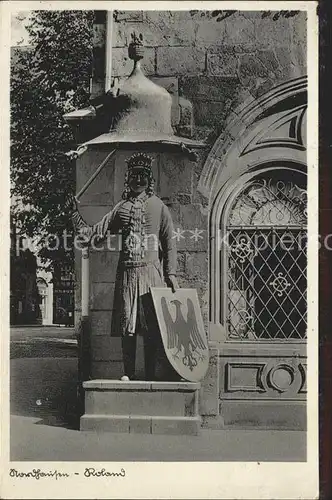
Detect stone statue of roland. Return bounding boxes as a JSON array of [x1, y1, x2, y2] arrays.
[[72, 152, 179, 381]]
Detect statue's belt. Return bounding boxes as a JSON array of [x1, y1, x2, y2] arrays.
[[120, 260, 159, 269]]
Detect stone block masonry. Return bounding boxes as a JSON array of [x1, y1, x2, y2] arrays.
[[90, 282, 115, 310], [107, 10, 307, 150], [111, 10, 307, 102], [80, 381, 202, 435], [112, 12, 196, 48], [156, 46, 206, 76]]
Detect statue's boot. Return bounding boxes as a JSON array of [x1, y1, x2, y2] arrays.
[[143, 332, 158, 381], [121, 334, 137, 380]]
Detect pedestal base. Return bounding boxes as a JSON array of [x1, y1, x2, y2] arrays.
[[80, 380, 201, 435]]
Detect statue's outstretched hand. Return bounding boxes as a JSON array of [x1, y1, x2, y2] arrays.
[[65, 193, 78, 214], [165, 275, 179, 293]]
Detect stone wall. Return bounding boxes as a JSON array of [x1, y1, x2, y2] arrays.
[[110, 10, 306, 138]]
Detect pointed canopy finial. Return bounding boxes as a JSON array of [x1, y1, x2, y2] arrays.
[[128, 32, 144, 62]]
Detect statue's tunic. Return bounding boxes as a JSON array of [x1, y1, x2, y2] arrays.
[[77, 192, 177, 337]]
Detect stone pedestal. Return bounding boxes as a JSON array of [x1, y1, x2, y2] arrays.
[[80, 380, 201, 435]]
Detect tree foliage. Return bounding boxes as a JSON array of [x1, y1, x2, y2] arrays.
[[11, 10, 94, 269]]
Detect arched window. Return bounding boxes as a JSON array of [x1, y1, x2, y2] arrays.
[[221, 169, 307, 342]]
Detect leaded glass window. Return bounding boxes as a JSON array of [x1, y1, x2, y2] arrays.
[[225, 176, 307, 341]]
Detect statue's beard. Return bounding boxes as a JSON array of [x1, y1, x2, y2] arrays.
[[129, 181, 148, 192]]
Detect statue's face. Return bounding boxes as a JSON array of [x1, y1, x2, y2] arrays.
[[128, 169, 149, 194]]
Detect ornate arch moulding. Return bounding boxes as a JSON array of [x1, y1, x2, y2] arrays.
[[200, 76, 308, 344], [198, 76, 307, 203]]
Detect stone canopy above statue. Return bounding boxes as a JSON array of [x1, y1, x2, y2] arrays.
[[81, 33, 205, 158]]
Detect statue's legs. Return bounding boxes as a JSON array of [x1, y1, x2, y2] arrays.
[[142, 292, 181, 381], [143, 332, 160, 380], [121, 331, 159, 380], [121, 292, 181, 381], [121, 334, 137, 380]]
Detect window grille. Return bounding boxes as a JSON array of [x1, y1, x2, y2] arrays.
[[225, 178, 307, 341]]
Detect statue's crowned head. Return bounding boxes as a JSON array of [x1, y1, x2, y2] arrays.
[[126, 152, 154, 174], [123, 153, 155, 199]]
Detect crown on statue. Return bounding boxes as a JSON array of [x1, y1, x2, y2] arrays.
[[126, 153, 154, 173]]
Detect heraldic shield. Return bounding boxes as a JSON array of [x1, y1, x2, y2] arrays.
[[150, 288, 209, 382]]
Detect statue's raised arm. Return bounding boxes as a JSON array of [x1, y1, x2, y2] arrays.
[[67, 193, 119, 246]]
